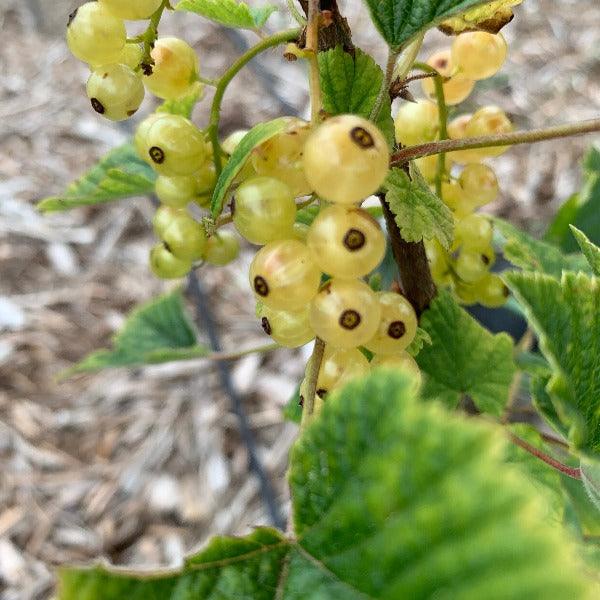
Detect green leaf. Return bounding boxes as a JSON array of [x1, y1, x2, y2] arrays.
[[505, 271, 600, 457], [416, 291, 516, 415], [571, 226, 600, 275], [438, 0, 523, 34], [385, 167, 454, 249], [57, 371, 592, 598], [157, 82, 203, 118], [530, 374, 571, 439], [318, 46, 395, 147], [59, 528, 288, 599], [406, 326, 432, 357], [362, 0, 494, 50], [283, 388, 302, 424], [64, 291, 208, 376], [211, 117, 291, 218], [176, 0, 277, 29], [494, 217, 589, 277], [38, 144, 155, 213], [288, 371, 590, 598]]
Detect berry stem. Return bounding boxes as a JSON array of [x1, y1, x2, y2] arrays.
[[379, 192, 437, 316], [208, 28, 301, 177], [137, 0, 170, 73], [413, 62, 449, 199], [305, 0, 322, 124], [287, 0, 307, 25], [391, 118, 600, 165], [300, 337, 326, 428], [370, 47, 399, 122], [206, 343, 280, 362], [509, 432, 582, 480]]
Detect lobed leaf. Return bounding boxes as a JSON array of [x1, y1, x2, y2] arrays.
[[318, 46, 395, 147], [505, 271, 600, 457], [210, 117, 291, 217], [176, 0, 277, 29], [385, 167, 454, 249], [571, 226, 600, 276], [64, 291, 208, 376], [416, 291, 515, 415], [37, 144, 155, 212], [361, 0, 498, 50]]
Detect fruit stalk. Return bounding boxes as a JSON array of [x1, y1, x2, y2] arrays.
[[300, 337, 326, 427], [305, 0, 322, 123]]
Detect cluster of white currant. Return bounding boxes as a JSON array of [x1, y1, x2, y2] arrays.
[[395, 31, 512, 307], [242, 115, 421, 398]]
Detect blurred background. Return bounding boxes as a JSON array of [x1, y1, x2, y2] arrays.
[[1, 0, 599, 598]]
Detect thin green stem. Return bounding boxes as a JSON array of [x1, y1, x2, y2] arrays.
[[136, 0, 170, 73], [208, 28, 301, 177], [305, 0, 322, 124], [300, 338, 326, 429], [287, 0, 307, 25], [390, 118, 600, 166], [207, 343, 280, 362], [197, 74, 219, 87], [370, 48, 399, 122], [413, 62, 448, 198]]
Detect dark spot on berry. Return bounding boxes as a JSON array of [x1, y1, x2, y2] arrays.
[[261, 317, 272, 335], [90, 98, 105, 114], [254, 276, 269, 297], [149, 146, 165, 164], [163, 241, 173, 254], [350, 126, 375, 149], [102, 72, 109, 79], [503, 285, 510, 298], [339, 309, 361, 330], [127, 109, 137, 117], [343, 228, 366, 251], [388, 320, 406, 340], [436, 58, 448, 69], [316, 389, 328, 399], [67, 8, 78, 27], [481, 254, 491, 265]]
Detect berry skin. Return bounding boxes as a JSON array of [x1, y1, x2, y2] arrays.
[[141, 114, 206, 176], [150, 243, 192, 279], [447, 113, 482, 164], [134, 113, 168, 159], [153, 208, 206, 261], [421, 50, 475, 106], [465, 106, 513, 158], [365, 292, 418, 355], [155, 175, 198, 208], [454, 214, 493, 251], [309, 279, 382, 350], [315, 346, 370, 398], [249, 240, 321, 311], [153, 205, 180, 239], [99, 0, 162, 20], [90, 43, 143, 71], [259, 305, 315, 348], [144, 37, 200, 100], [425, 239, 452, 286], [475, 273, 510, 308], [394, 100, 440, 147], [371, 352, 422, 389], [455, 246, 494, 283], [232, 177, 296, 245], [203, 231, 240, 266], [442, 180, 472, 219], [86, 64, 145, 121], [252, 118, 313, 197], [67, 2, 126, 65], [458, 163, 499, 207], [303, 115, 390, 205], [307, 206, 385, 279], [452, 32, 507, 81]]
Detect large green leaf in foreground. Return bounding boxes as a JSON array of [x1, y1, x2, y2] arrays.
[[59, 372, 589, 598]]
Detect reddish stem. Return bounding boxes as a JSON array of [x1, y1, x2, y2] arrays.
[[509, 433, 581, 479]]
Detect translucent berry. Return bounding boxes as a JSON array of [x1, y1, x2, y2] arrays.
[[442, 180, 472, 219], [307, 206, 385, 279], [232, 177, 296, 245], [155, 175, 198, 208], [365, 292, 418, 355], [150, 243, 192, 279], [447, 114, 483, 164], [425, 239, 452, 286], [303, 115, 390, 205], [455, 246, 494, 283], [99, 0, 162, 20], [252, 118, 313, 197], [154, 209, 206, 261], [458, 163, 499, 207], [203, 231, 240, 266], [67, 2, 126, 65], [141, 114, 206, 176], [259, 305, 315, 348], [452, 32, 507, 81], [394, 100, 439, 147], [309, 279, 382, 349], [144, 37, 200, 100], [421, 50, 475, 106], [86, 64, 145, 121], [465, 106, 513, 158], [454, 214, 493, 250], [249, 240, 321, 311], [371, 352, 422, 389], [134, 113, 168, 159], [475, 273, 510, 308], [90, 43, 143, 71], [315, 346, 370, 398]]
